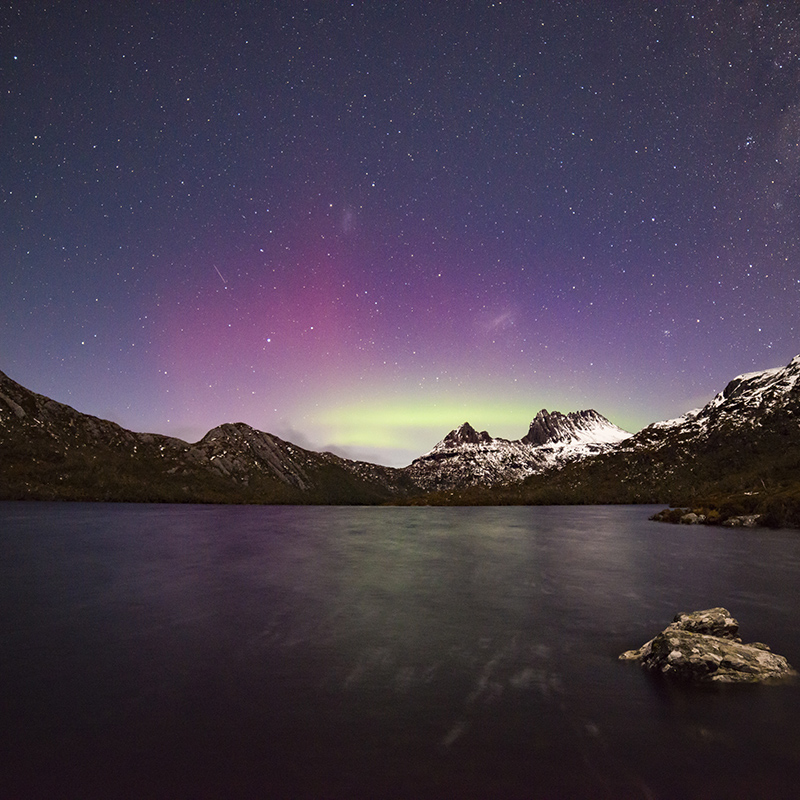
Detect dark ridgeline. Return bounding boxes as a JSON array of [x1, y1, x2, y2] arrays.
[[0, 369, 407, 505], [2, 354, 800, 524]]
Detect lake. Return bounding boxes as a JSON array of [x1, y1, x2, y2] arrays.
[[1, 502, 799, 798]]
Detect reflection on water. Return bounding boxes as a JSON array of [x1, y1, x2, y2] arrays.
[[1, 502, 799, 798]]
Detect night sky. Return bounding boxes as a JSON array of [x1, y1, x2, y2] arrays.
[[3, 2, 799, 466]]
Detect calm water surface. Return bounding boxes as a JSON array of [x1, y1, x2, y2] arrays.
[[1, 502, 799, 798]]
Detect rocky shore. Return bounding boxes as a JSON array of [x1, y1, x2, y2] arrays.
[[650, 507, 763, 527]]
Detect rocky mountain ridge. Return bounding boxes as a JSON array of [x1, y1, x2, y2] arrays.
[[0, 371, 406, 503], [522, 408, 629, 446], [406, 410, 631, 491], [605, 353, 800, 471], [2, 354, 800, 517], [0, 369, 634, 501], [459, 354, 800, 525], [646, 354, 800, 437]]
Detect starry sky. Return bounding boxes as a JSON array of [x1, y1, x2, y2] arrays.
[[3, 2, 799, 467]]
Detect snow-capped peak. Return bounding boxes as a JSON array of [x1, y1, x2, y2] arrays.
[[636, 353, 800, 444], [522, 408, 631, 446], [407, 408, 632, 491], [704, 354, 800, 414]]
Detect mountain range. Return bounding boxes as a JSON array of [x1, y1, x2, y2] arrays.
[[2, 355, 800, 524], [405, 410, 630, 491]]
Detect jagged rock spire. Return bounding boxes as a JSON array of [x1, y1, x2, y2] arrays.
[[521, 409, 612, 446], [443, 422, 492, 446]]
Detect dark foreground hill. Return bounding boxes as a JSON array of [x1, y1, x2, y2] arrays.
[[0, 371, 409, 504]]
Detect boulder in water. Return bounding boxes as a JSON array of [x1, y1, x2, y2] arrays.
[[620, 607, 797, 683]]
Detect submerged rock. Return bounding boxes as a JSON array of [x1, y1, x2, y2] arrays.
[[620, 608, 797, 683]]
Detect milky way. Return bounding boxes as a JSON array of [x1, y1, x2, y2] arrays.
[[3, 2, 799, 465]]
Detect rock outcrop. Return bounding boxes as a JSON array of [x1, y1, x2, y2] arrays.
[[650, 508, 763, 527], [521, 408, 629, 446], [442, 422, 493, 446], [620, 608, 797, 683]]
